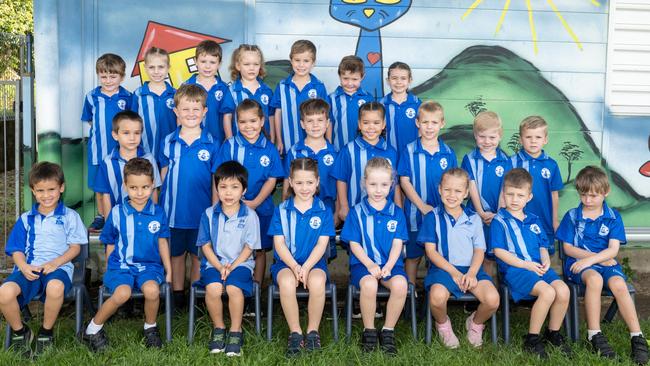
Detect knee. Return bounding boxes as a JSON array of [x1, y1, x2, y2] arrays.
[[554, 284, 570, 303], [308, 276, 326, 295], [391, 278, 408, 298], [142, 284, 160, 300], [484, 290, 501, 311], [112, 287, 132, 304], [584, 273, 604, 289], [538, 286, 556, 303], [206, 284, 223, 300], [359, 278, 378, 296], [429, 288, 448, 308], [45, 281, 65, 299], [608, 278, 628, 295], [226, 286, 243, 299], [0, 285, 17, 304], [278, 275, 297, 292]]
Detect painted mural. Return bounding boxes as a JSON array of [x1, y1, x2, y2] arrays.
[[32, 0, 649, 229]]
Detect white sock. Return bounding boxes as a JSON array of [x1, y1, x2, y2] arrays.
[[85, 319, 103, 335], [631, 332, 643, 338], [144, 322, 157, 330], [587, 329, 601, 340], [382, 327, 394, 332]]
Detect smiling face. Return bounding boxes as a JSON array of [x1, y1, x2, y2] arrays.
[[196, 53, 220, 78], [290, 51, 315, 78], [475, 128, 502, 154], [289, 169, 319, 202], [359, 110, 385, 143], [124, 173, 154, 208], [217, 177, 246, 209], [330, 0, 413, 31], [439, 174, 469, 211], [339, 70, 363, 95], [174, 97, 206, 129], [237, 109, 264, 142], [144, 54, 170, 83], [98, 72, 123, 94], [364, 167, 393, 204], [236, 50, 262, 82], [503, 184, 533, 213], [520, 127, 548, 157], [112, 119, 142, 153], [416, 110, 444, 141], [386, 68, 411, 95], [31, 179, 64, 213], [301, 112, 329, 139]]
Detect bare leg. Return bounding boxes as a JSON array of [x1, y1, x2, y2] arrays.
[[205, 283, 225, 329], [190, 255, 200, 283], [528, 282, 556, 334], [380, 276, 407, 329], [581, 270, 603, 331], [469, 280, 500, 324], [42, 280, 66, 329], [608, 276, 641, 333], [254, 252, 266, 286], [93, 285, 132, 325], [404, 257, 421, 285], [278, 269, 301, 333], [0, 283, 23, 330], [306, 269, 327, 333], [548, 280, 570, 331], [141, 281, 161, 325], [171, 255, 186, 292], [429, 285, 451, 324], [359, 276, 378, 330], [226, 286, 245, 332]]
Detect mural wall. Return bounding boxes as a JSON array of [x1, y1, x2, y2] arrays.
[[33, 0, 650, 228]]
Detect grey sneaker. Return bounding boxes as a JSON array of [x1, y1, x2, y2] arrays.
[[208, 328, 226, 354], [10, 324, 33, 358]]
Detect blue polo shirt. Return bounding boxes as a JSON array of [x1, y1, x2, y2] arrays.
[[397, 138, 458, 231], [270, 73, 328, 154], [285, 141, 338, 203], [184, 74, 235, 143], [229, 78, 274, 134], [268, 197, 335, 264], [218, 134, 284, 217], [196, 202, 261, 273], [490, 208, 550, 272], [328, 86, 373, 151], [331, 136, 398, 208], [101, 199, 170, 273], [417, 206, 486, 267], [6, 202, 88, 281], [81, 86, 133, 165], [461, 147, 512, 213], [93, 146, 162, 207], [159, 126, 220, 228], [511, 150, 563, 240], [131, 81, 177, 158], [380, 92, 421, 155]]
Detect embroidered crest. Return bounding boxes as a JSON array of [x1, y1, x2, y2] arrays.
[[530, 224, 542, 234], [260, 94, 269, 105], [55, 216, 64, 225], [405, 108, 416, 118], [358, 99, 367, 107], [117, 99, 126, 110], [148, 221, 161, 234], [197, 149, 211, 161], [165, 98, 174, 109], [309, 217, 322, 229], [439, 158, 448, 170], [495, 165, 504, 177], [598, 224, 610, 236], [259, 155, 270, 167], [308, 89, 317, 99], [322, 154, 334, 166], [541, 168, 551, 179], [387, 220, 398, 233], [215, 90, 223, 101]]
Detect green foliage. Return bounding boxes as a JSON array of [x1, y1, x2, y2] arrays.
[[506, 133, 521, 155], [559, 141, 584, 183], [0, 0, 33, 79], [464, 96, 487, 118], [620, 256, 635, 280]]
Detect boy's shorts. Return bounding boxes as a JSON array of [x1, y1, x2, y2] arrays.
[[565, 263, 627, 286], [170, 228, 199, 257], [197, 266, 254, 297], [350, 263, 407, 289], [405, 230, 423, 259], [258, 213, 273, 251], [103, 267, 164, 293], [4, 268, 71, 307], [502, 266, 561, 302], [270, 258, 329, 287], [425, 265, 493, 299], [87, 163, 98, 189]]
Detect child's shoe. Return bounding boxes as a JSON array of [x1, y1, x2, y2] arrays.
[[631, 335, 649, 365], [523, 333, 547, 359], [544, 328, 572, 356], [225, 331, 243, 357], [305, 330, 321, 352], [286, 332, 304, 357], [81, 328, 109, 352], [465, 312, 485, 348], [208, 328, 226, 353], [89, 215, 105, 232], [589, 332, 616, 359], [436, 317, 459, 349], [10, 324, 32, 357], [34, 327, 53, 356], [361, 328, 378, 352], [143, 326, 163, 348], [379, 329, 397, 356]]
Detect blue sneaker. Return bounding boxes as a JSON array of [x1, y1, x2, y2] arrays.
[[89, 215, 105, 231]]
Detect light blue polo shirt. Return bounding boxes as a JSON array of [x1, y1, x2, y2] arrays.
[[131, 81, 177, 158], [6, 202, 88, 281], [380, 92, 421, 156], [229, 78, 274, 134], [184, 74, 235, 143], [490, 208, 550, 272], [328, 86, 373, 151], [285, 141, 338, 203], [461, 147, 512, 213], [196, 202, 261, 273], [81, 86, 133, 165]]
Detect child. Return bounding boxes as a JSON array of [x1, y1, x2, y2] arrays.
[[341, 157, 408, 355], [417, 168, 499, 348], [93, 110, 162, 219], [327, 55, 373, 151], [0, 162, 87, 356], [556, 166, 648, 364], [380, 62, 421, 155], [224, 44, 275, 140], [491, 168, 570, 359], [510, 116, 563, 253], [131, 47, 177, 159], [332, 102, 400, 224], [271, 39, 328, 155], [218, 99, 284, 285], [83, 158, 172, 351], [159, 84, 221, 309], [184, 40, 235, 143], [398, 101, 457, 285], [82, 53, 132, 231], [196, 161, 261, 357], [269, 158, 335, 356]]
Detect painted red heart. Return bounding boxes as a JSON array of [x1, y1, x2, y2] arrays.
[[367, 52, 381, 65]]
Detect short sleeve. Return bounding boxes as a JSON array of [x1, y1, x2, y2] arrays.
[[394, 209, 409, 241], [5, 217, 27, 256], [417, 213, 438, 246], [397, 148, 412, 177], [123, 92, 133, 110], [536, 219, 550, 249], [555, 211, 576, 245], [270, 84, 282, 109], [130, 92, 140, 114], [461, 155, 475, 181], [320, 209, 336, 237], [268, 147, 285, 178], [340, 209, 361, 244], [244, 211, 262, 250], [471, 215, 486, 251], [81, 93, 93, 122], [490, 218, 508, 252], [283, 149, 296, 177], [158, 212, 170, 239], [331, 146, 351, 181], [210, 140, 222, 173], [158, 138, 170, 168], [550, 160, 563, 191], [99, 210, 119, 245], [267, 206, 284, 236], [92, 161, 111, 193], [328, 94, 336, 124], [449, 151, 459, 169], [219, 87, 236, 114], [609, 212, 627, 244], [217, 140, 233, 164], [196, 211, 212, 246], [149, 156, 163, 188], [317, 83, 328, 99], [65, 210, 89, 245]]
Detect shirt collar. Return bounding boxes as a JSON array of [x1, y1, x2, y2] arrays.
[[169, 125, 213, 144], [213, 202, 248, 219], [414, 138, 452, 155], [110, 146, 146, 161], [333, 86, 371, 98], [360, 197, 395, 217], [576, 201, 616, 221], [235, 133, 267, 148], [29, 201, 66, 217], [383, 92, 418, 106], [187, 74, 223, 90], [283, 196, 327, 214], [438, 205, 475, 225], [140, 81, 175, 96], [497, 207, 537, 225], [471, 147, 509, 161], [92, 86, 130, 98], [281, 73, 321, 87], [355, 136, 388, 151], [122, 198, 156, 216], [518, 149, 549, 161], [232, 77, 267, 93]]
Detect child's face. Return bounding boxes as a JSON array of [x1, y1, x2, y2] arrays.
[[439, 175, 469, 211], [98, 72, 124, 94], [416, 110, 445, 141], [196, 53, 220, 78], [520, 127, 548, 156], [364, 168, 392, 204], [238, 109, 264, 142], [386, 68, 411, 95], [579, 190, 608, 211], [124, 174, 154, 207], [339, 71, 363, 95], [359, 111, 385, 143], [31, 179, 64, 212], [236, 51, 261, 82], [503, 185, 532, 213], [174, 98, 206, 129], [289, 169, 319, 202], [290, 51, 315, 78], [475, 128, 502, 153], [111, 119, 142, 152], [144, 55, 170, 83], [217, 177, 246, 208], [300, 112, 329, 139]]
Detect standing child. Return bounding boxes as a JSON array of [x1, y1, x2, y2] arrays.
[[556, 166, 648, 364], [269, 158, 335, 356], [398, 101, 457, 285], [341, 157, 409, 356], [197, 161, 261, 357], [380, 62, 421, 156], [418, 168, 500, 348]]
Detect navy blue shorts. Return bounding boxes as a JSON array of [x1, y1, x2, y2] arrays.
[[565, 263, 627, 286], [271, 258, 329, 286], [4, 268, 71, 307], [405, 230, 423, 259], [170, 228, 199, 256], [258, 213, 273, 251], [197, 266, 254, 297], [350, 263, 407, 288], [103, 267, 164, 293], [424, 265, 493, 299], [502, 266, 561, 302]]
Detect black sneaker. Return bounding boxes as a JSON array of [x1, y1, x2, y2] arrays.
[[173, 291, 186, 314], [225, 331, 243, 357], [544, 329, 572, 357], [305, 331, 321, 352], [361, 328, 378, 352], [34, 329, 53, 356], [379, 329, 397, 356], [208, 328, 226, 354], [523, 333, 547, 359], [82, 328, 109, 352], [89, 215, 105, 232], [286, 332, 304, 357], [631, 335, 649, 365], [143, 326, 163, 348], [10, 325, 33, 357], [589, 332, 616, 359]]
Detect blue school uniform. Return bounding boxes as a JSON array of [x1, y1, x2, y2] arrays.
[[380, 92, 421, 155], [92, 146, 162, 207], [331, 136, 398, 208], [131, 81, 177, 158], [285, 141, 338, 208], [229, 78, 274, 134], [5, 202, 88, 307], [462, 148, 511, 213], [270, 73, 328, 154], [184, 74, 235, 143], [556, 202, 627, 285], [328, 86, 373, 151]]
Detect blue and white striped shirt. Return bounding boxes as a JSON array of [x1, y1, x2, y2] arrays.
[[229, 78, 274, 134], [184, 74, 235, 143], [461, 147, 511, 213], [490, 208, 550, 272], [328, 86, 373, 151], [131, 81, 177, 158], [380, 92, 421, 156]]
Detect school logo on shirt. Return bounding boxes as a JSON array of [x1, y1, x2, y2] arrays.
[[308, 89, 317, 99], [309, 217, 322, 229], [599, 224, 610, 236], [358, 99, 367, 107], [405, 108, 416, 119], [55, 216, 64, 225], [237, 218, 246, 229], [530, 224, 542, 234], [148, 221, 161, 234], [495, 165, 505, 177], [166, 98, 174, 109], [215, 90, 223, 101], [197, 149, 211, 161], [323, 154, 334, 166], [439, 158, 448, 170], [387, 220, 398, 233], [259, 155, 270, 167], [541, 168, 551, 179], [117, 99, 126, 110], [260, 94, 269, 105]]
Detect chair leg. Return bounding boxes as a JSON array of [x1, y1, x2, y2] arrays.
[[425, 299, 432, 345], [563, 314, 571, 340], [164, 283, 172, 342], [188, 286, 196, 344], [501, 286, 510, 344], [408, 284, 417, 339], [331, 284, 338, 342], [254, 282, 261, 336], [267, 285, 274, 341], [490, 313, 498, 344], [75, 286, 84, 335], [346, 285, 353, 339], [569, 285, 579, 341], [98, 286, 105, 309], [603, 300, 618, 324], [4, 322, 11, 349]]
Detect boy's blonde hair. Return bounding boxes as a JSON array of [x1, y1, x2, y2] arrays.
[[144, 47, 170, 66], [519, 115, 548, 136], [96, 53, 126, 76], [575, 166, 610, 195], [440, 168, 470, 190], [229, 44, 266, 80], [363, 157, 394, 183], [174, 84, 207, 107], [474, 111, 502, 134], [418, 101, 443, 117], [503, 168, 533, 191], [290, 40, 316, 61], [338, 55, 364, 76], [195, 40, 222, 61]]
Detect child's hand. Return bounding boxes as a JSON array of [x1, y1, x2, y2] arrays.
[[480, 212, 495, 225], [276, 141, 284, 155], [299, 266, 312, 289], [380, 265, 392, 279], [242, 200, 259, 210], [41, 261, 59, 275], [221, 263, 232, 280], [461, 274, 478, 291], [338, 206, 349, 223], [599, 259, 617, 267], [524, 261, 546, 276], [570, 258, 593, 274], [368, 264, 382, 279], [419, 204, 434, 215], [19, 263, 42, 281], [165, 272, 172, 284], [292, 264, 302, 284]]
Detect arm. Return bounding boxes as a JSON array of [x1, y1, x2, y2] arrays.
[[461, 248, 486, 291], [424, 242, 463, 279], [468, 181, 494, 224], [151, 190, 159, 204], [336, 181, 349, 222], [201, 243, 225, 272], [158, 238, 172, 283], [160, 166, 168, 182], [326, 123, 332, 143], [551, 191, 560, 231], [380, 239, 403, 278], [540, 247, 551, 272], [223, 113, 233, 140], [41, 244, 81, 275], [273, 235, 301, 281], [274, 109, 283, 154], [269, 115, 276, 143], [244, 178, 276, 210], [229, 245, 254, 270], [399, 176, 432, 215], [299, 236, 330, 288], [349, 241, 381, 278], [567, 239, 621, 273], [12, 252, 41, 281], [393, 186, 403, 208], [282, 178, 291, 201], [105, 244, 115, 270], [494, 248, 545, 275]]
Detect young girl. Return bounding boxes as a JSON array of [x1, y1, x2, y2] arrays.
[[224, 44, 275, 141], [218, 99, 284, 285], [417, 168, 500, 348], [332, 102, 400, 224], [380, 62, 421, 155], [340, 157, 408, 355], [269, 158, 335, 356], [131, 47, 177, 159], [398, 101, 457, 285]]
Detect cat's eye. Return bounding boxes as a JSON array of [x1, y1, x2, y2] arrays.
[[341, 0, 367, 3], [376, 0, 401, 4]]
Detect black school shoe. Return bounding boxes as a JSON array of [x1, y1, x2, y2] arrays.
[[286, 332, 304, 357], [33, 328, 54, 356], [225, 331, 243, 357], [81, 328, 109, 352], [361, 328, 378, 352], [589, 332, 616, 359], [544, 329, 572, 357], [631, 335, 649, 365], [305, 331, 321, 352], [143, 326, 163, 348], [523, 333, 548, 359], [208, 328, 226, 354], [10, 324, 33, 358], [379, 329, 397, 356]]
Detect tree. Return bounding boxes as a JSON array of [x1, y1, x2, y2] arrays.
[[507, 133, 521, 155], [0, 0, 33, 79], [464, 96, 487, 117], [559, 141, 583, 183]]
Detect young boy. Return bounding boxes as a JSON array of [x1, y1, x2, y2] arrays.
[[184, 40, 235, 143], [556, 166, 648, 364], [491, 168, 570, 359], [0, 162, 87, 356], [82, 158, 172, 351], [271, 39, 328, 155], [510, 116, 563, 254], [159, 84, 220, 310], [197, 161, 261, 357], [82, 53, 132, 231], [327, 55, 373, 151], [93, 110, 162, 220]]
